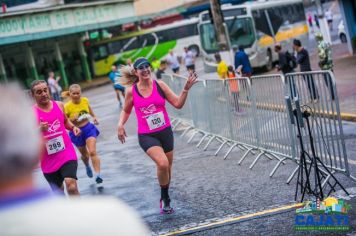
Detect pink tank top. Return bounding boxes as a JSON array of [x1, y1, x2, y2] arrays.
[[33, 101, 77, 173], [133, 80, 171, 134]]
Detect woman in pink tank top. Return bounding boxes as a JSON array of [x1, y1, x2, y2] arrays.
[[31, 80, 81, 196], [117, 57, 197, 214]]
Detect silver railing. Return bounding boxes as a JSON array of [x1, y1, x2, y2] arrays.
[[285, 71, 352, 183], [162, 70, 355, 183]]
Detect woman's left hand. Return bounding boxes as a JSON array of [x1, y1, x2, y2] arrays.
[[93, 117, 99, 125], [184, 72, 198, 91], [73, 126, 81, 136]]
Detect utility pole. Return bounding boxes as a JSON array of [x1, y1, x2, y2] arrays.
[[209, 0, 228, 50], [315, 0, 332, 44]]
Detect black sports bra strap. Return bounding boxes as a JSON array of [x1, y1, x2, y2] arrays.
[[155, 80, 166, 99]]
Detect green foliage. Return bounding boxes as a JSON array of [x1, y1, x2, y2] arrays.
[[352, 36, 356, 51]]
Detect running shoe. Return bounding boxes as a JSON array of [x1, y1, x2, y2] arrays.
[[95, 176, 103, 185], [86, 165, 93, 178], [160, 198, 174, 214]]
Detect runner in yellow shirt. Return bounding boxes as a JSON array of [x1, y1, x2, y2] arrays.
[[64, 84, 103, 186], [215, 53, 228, 79]]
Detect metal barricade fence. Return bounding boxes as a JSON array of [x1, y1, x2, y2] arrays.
[[162, 74, 194, 128], [163, 71, 354, 182], [186, 79, 213, 146], [222, 78, 259, 159], [285, 71, 352, 181], [161, 74, 176, 121], [247, 74, 298, 175], [194, 79, 239, 152], [204, 79, 234, 139]]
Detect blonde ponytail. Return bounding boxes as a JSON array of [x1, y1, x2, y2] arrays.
[[61, 84, 81, 99], [119, 65, 138, 87], [61, 91, 70, 98]]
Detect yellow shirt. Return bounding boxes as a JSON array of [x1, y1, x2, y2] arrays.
[[64, 97, 90, 121], [151, 60, 160, 71], [217, 61, 228, 79]]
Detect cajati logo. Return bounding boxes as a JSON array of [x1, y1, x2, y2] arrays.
[[294, 197, 351, 231]]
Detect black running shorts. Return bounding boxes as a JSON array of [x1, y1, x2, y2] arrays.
[[138, 126, 174, 153], [186, 64, 195, 71], [43, 160, 78, 190]]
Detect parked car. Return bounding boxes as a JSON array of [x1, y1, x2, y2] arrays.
[[338, 21, 347, 43]]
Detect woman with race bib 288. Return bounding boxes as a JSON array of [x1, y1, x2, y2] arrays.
[[117, 57, 197, 214]]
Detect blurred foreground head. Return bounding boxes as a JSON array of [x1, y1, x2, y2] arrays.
[[0, 85, 40, 188]]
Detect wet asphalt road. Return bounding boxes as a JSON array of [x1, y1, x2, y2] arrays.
[[34, 83, 356, 235]]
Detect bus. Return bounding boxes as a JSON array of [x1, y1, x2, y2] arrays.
[[89, 17, 200, 76], [198, 0, 308, 72]]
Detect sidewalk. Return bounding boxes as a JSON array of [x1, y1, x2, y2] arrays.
[[310, 43, 356, 121], [78, 75, 111, 92]]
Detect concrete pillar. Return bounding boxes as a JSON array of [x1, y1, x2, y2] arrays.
[[54, 42, 69, 89], [338, 0, 354, 54], [78, 39, 92, 82], [0, 54, 7, 83], [27, 45, 39, 81]]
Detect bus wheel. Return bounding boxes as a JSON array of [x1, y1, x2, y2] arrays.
[[188, 45, 200, 57], [265, 50, 273, 71]]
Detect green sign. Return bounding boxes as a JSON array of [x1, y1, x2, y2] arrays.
[[0, 2, 134, 42]]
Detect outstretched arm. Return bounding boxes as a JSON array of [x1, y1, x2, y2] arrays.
[[157, 72, 198, 109], [57, 101, 81, 136], [88, 105, 99, 125]]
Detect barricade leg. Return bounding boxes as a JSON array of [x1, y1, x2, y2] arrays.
[[238, 147, 254, 165], [203, 136, 216, 151], [264, 153, 274, 161], [181, 126, 193, 138], [187, 130, 199, 143], [270, 157, 287, 177], [172, 120, 182, 131], [223, 143, 238, 160], [267, 153, 287, 164], [197, 134, 209, 148], [215, 140, 228, 156], [287, 166, 300, 184], [170, 118, 178, 127], [249, 151, 266, 169]]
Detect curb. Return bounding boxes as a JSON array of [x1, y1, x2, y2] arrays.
[[340, 113, 356, 122], [79, 78, 111, 92]]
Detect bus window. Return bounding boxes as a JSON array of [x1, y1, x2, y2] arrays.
[[295, 4, 306, 22], [145, 34, 156, 46], [199, 17, 254, 53], [252, 9, 273, 37], [109, 41, 122, 54], [199, 23, 219, 53], [267, 8, 285, 33], [120, 37, 140, 52], [227, 18, 255, 48], [92, 45, 108, 60]]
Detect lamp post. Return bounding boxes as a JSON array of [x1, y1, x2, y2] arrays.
[[315, 0, 332, 44], [209, 0, 228, 50]]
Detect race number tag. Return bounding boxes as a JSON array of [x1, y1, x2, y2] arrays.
[[46, 136, 65, 155], [146, 112, 166, 130]]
